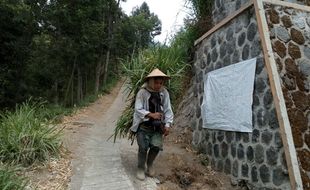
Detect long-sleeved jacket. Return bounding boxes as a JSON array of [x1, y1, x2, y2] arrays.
[[130, 87, 174, 132]]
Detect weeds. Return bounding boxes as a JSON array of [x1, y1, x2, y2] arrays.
[[0, 101, 62, 166], [0, 164, 28, 190]]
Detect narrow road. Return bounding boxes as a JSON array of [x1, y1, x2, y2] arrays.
[[68, 81, 158, 190]]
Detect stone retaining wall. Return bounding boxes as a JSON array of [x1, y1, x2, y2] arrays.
[[192, 7, 291, 189], [266, 4, 310, 189]]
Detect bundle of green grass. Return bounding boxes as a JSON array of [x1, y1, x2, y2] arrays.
[[112, 46, 189, 142]]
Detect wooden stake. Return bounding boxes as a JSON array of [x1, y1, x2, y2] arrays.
[[253, 0, 303, 189], [194, 0, 254, 46]]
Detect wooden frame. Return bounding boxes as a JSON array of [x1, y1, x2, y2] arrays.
[[254, 0, 305, 189], [194, 0, 254, 46]]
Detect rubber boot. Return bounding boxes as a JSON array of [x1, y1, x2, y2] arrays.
[[137, 148, 147, 180], [146, 147, 159, 177]]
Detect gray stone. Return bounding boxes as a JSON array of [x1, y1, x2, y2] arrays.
[[211, 36, 217, 48], [256, 57, 265, 75], [207, 142, 213, 156], [305, 31, 310, 41], [263, 90, 273, 110], [242, 44, 250, 60], [198, 118, 203, 130], [307, 17, 310, 27], [250, 39, 261, 57], [196, 105, 201, 119], [237, 144, 245, 159], [235, 0, 241, 10], [226, 27, 234, 41], [253, 94, 260, 106], [246, 146, 254, 162], [221, 142, 229, 158], [212, 48, 219, 62], [292, 16, 305, 29], [266, 146, 278, 166], [257, 109, 267, 127], [217, 131, 225, 142], [217, 159, 224, 172], [214, 61, 222, 70], [247, 22, 257, 41], [212, 132, 216, 143], [235, 132, 242, 142], [223, 55, 231, 66], [269, 28, 275, 39], [254, 78, 266, 94], [261, 130, 273, 145], [232, 160, 239, 177], [231, 143, 237, 158], [304, 47, 310, 59], [273, 167, 288, 186], [205, 130, 210, 141], [220, 42, 227, 58], [251, 166, 258, 182], [232, 50, 240, 63], [274, 131, 283, 148], [215, 0, 221, 9], [242, 133, 249, 143], [214, 144, 220, 158], [200, 59, 206, 69], [225, 131, 234, 142], [255, 144, 264, 164], [252, 129, 260, 143], [275, 26, 290, 42], [193, 131, 200, 145], [207, 53, 211, 66], [268, 108, 279, 130], [238, 32, 246, 47], [227, 41, 235, 54], [224, 159, 231, 174], [241, 163, 249, 177], [298, 58, 310, 76], [259, 164, 270, 183]]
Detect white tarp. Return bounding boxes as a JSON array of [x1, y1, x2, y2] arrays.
[[201, 58, 257, 132]]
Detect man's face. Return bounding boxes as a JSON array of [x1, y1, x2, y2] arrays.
[[153, 78, 164, 91]]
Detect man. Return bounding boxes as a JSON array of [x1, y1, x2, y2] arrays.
[[130, 68, 174, 180]]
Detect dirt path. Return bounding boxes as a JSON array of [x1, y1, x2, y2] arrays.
[[59, 80, 243, 190]]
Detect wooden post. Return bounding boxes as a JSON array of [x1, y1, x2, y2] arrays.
[[263, 0, 310, 11], [253, 0, 303, 189]]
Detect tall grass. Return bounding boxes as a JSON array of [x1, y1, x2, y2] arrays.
[[113, 45, 189, 141], [0, 164, 28, 190], [0, 101, 62, 166]]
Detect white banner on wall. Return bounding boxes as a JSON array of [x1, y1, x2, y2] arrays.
[[201, 58, 257, 132]]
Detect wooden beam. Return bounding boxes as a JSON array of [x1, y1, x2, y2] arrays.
[[253, 0, 303, 189], [194, 0, 254, 46], [263, 0, 310, 12]]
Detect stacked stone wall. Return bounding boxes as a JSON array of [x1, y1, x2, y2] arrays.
[[266, 4, 310, 189], [192, 7, 291, 189]]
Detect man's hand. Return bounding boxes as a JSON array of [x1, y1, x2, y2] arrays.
[[148, 112, 162, 120], [163, 127, 170, 136]]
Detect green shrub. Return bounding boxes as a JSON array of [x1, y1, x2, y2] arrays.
[[0, 165, 27, 190], [0, 101, 62, 166]]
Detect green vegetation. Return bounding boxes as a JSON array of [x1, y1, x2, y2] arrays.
[[0, 165, 28, 190], [0, 102, 62, 166]]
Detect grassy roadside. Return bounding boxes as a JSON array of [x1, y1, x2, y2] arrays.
[[0, 76, 121, 189]]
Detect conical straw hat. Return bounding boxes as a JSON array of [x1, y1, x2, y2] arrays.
[[145, 68, 170, 80]]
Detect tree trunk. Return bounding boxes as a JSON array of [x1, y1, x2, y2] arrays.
[[95, 61, 102, 95], [77, 66, 82, 103], [64, 56, 77, 106]]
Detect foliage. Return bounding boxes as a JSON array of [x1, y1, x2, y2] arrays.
[[113, 44, 189, 140], [0, 101, 62, 166], [0, 164, 28, 190]]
